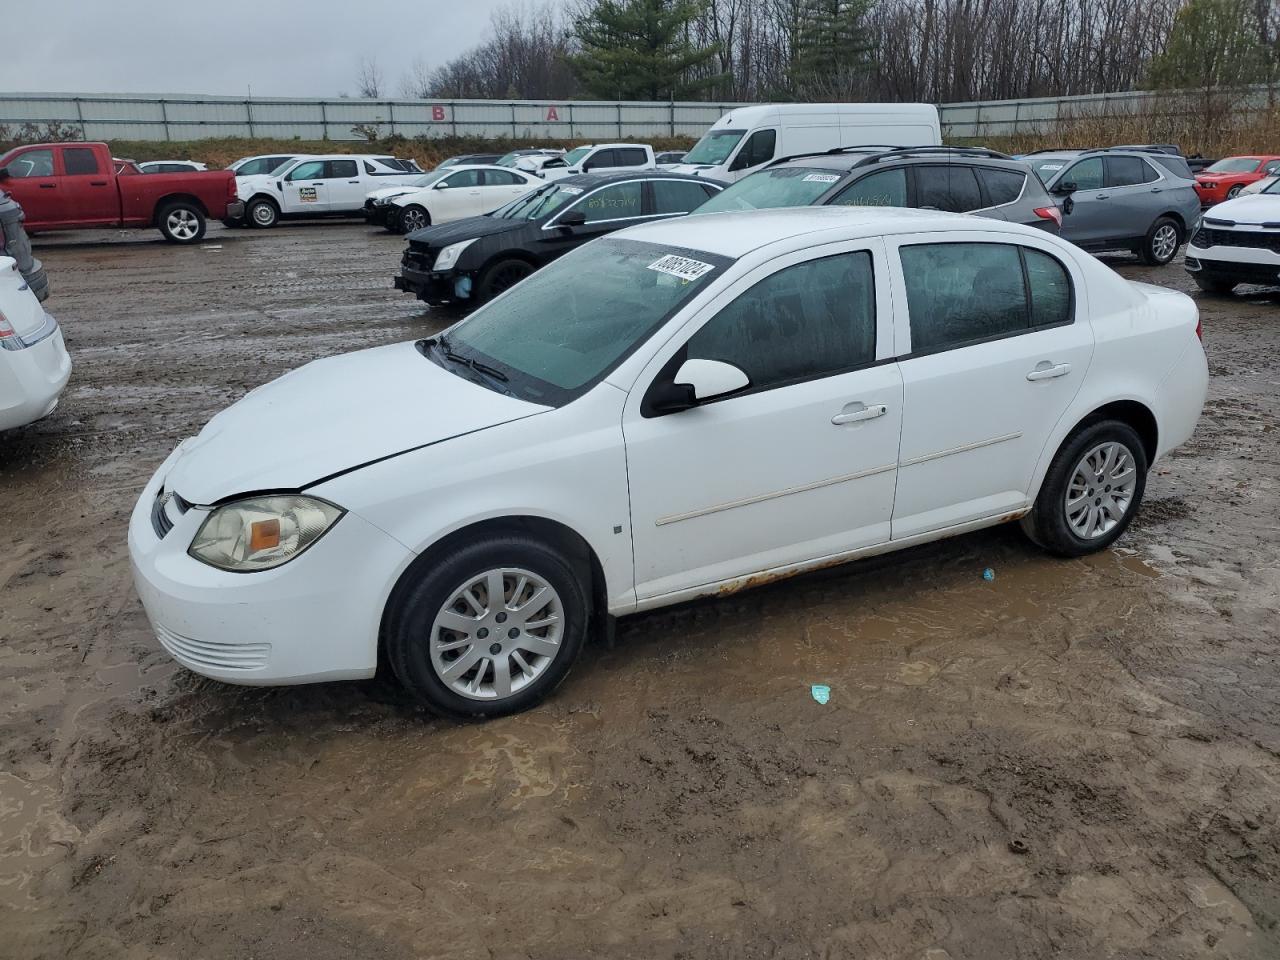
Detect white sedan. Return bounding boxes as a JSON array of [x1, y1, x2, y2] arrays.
[[129, 208, 1206, 718], [1, 257, 71, 431], [386, 165, 541, 233]]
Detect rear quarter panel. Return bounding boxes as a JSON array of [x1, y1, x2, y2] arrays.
[[115, 169, 236, 224]]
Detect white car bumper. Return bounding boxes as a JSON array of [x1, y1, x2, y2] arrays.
[[1186, 237, 1280, 284], [128, 446, 416, 685], [0, 314, 71, 431]]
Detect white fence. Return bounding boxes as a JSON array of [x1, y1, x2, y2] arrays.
[[2, 88, 1276, 143]]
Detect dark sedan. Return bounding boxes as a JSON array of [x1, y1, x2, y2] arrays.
[[394, 171, 723, 306]]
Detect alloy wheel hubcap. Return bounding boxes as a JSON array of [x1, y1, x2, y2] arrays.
[[429, 567, 563, 701], [1065, 441, 1137, 539], [402, 209, 425, 231], [1152, 225, 1178, 262], [168, 210, 198, 239]]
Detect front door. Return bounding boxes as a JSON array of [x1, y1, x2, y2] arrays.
[[885, 233, 1095, 539], [280, 159, 330, 213], [623, 241, 903, 601], [0, 148, 62, 226], [1055, 156, 1109, 246]]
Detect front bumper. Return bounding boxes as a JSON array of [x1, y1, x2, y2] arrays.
[[394, 263, 472, 304], [128, 448, 416, 685], [1186, 239, 1280, 285], [1194, 182, 1238, 205], [0, 315, 71, 431], [364, 203, 396, 227]]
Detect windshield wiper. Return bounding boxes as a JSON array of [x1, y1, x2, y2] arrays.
[[432, 335, 514, 394]]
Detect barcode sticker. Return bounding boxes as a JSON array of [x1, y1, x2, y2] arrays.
[[648, 254, 716, 282], [802, 173, 840, 184]]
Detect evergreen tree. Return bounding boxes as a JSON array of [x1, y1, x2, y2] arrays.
[[569, 0, 728, 100], [1148, 0, 1266, 90], [790, 0, 877, 99]]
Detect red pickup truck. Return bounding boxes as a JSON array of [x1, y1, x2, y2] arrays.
[[0, 142, 242, 244]]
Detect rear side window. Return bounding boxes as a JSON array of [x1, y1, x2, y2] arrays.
[[64, 148, 99, 175], [482, 169, 525, 186], [980, 168, 1025, 206], [900, 242, 1073, 353], [731, 129, 777, 171], [587, 149, 617, 169], [1106, 156, 1157, 187], [831, 168, 908, 207], [651, 179, 713, 214], [1063, 157, 1104, 190], [615, 148, 648, 167], [685, 252, 876, 394], [1151, 155, 1193, 179], [328, 159, 358, 178], [915, 166, 982, 212]]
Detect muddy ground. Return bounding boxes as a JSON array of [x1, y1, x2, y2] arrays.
[[1, 221, 1277, 960]]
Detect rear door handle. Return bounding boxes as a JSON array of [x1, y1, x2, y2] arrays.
[[832, 402, 887, 425], [1027, 361, 1072, 381], [1150, 187, 1162, 193]]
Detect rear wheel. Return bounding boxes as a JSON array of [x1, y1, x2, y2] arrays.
[[1021, 420, 1148, 557], [1139, 216, 1181, 265], [385, 537, 589, 718], [477, 259, 534, 302], [157, 202, 206, 243], [1194, 274, 1236, 294], [397, 204, 429, 234]]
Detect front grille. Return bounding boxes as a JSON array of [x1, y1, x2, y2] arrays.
[[402, 243, 435, 272], [1192, 226, 1280, 252], [150, 487, 191, 539], [156, 624, 270, 672]]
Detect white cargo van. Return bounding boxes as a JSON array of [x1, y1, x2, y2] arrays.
[[669, 103, 941, 183]]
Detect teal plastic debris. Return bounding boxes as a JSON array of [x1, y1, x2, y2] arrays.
[[983, 568, 996, 581], [811, 684, 831, 705]]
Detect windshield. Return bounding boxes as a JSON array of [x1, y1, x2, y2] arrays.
[[491, 183, 581, 221], [1206, 157, 1262, 174], [683, 129, 746, 166], [1029, 158, 1073, 183], [562, 146, 592, 167], [443, 238, 730, 403], [496, 152, 531, 168], [697, 166, 842, 213]]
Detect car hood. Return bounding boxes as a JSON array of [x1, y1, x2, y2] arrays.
[[1202, 193, 1280, 223], [164, 341, 548, 504], [1197, 172, 1249, 181], [406, 215, 525, 245], [665, 163, 718, 176], [369, 185, 416, 201]]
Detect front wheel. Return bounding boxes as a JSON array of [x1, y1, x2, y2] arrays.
[[1226, 184, 1244, 200], [1021, 420, 1148, 557], [1139, 216, 1181, 265], [385, 537, 589, 719], [396, 204, 429, 234], [157, 202, 206, 243], [477, 258, 534, 302], [246, 197, 279, 229]]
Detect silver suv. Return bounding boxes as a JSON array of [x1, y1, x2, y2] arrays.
[[1026, 148, 1202, 265]]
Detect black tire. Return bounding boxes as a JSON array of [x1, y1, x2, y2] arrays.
[[396, 204, 429, 234], [385, 536, 589, 719], [477, 259, 534, 302], [246, 197, 279, 229], [1194, 274, 1236, 294], [1021, 420, 1148, 557], [383, 208, 402, 233], [1139, 216, 1181, 266], [156, 201, 206, 244]]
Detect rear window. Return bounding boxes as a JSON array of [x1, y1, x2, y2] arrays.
[[696, 166, 843, 213]]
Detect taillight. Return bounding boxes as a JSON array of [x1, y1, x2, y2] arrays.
[[1034, 205, 1063, 228], [0, 308, 17, 347], [1195, 316, 1203, 340], [227, 176, 237, 198]]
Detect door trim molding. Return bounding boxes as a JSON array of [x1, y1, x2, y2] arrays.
[[655, 462, 897, 527], [900, 432, 1022, 468]]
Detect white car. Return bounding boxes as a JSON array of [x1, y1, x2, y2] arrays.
[[496, 149, 565, 175], [138, 160, 208, 174], [538, 143, 656, 181], [1185, 190, 1280, 292], [227, 154, 306, 178], [129, 208, 1206, 718], [1, 256, 71, 431], [386, 165, 541, 234], [235, 155, 422, 228]]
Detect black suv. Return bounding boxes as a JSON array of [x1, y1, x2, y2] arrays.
[[394, 170, 723, 307], [695, 146, 1062, 232]]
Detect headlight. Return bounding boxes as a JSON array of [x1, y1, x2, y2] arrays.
[[433, 238, 478, 272], [374, 193, 403, 206], [188, 495, 344, 572]]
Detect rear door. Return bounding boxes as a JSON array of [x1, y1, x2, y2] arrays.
[[323, 158, 365, 211], [479, 169, 536, 210], [58, 145, 117, 224], [280, 159, 330, 213], [1103, 155, 1162, 239], [885, 233, 1094, 538]]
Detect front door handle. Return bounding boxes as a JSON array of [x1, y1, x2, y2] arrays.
[[1027, 361, 1072, 381], [832, 402, 887, 425], [1095, 193, 1109, 200], [38, 183, 56, 189], [1150, 187, 1162, 193], [89, 180, 108, 186]]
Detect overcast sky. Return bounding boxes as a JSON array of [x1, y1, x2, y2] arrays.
[[1, 1, 512, 98]]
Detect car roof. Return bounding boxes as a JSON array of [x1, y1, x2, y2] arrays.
[[767, 146, 1026, 173], [616, 206, 1005, 258]]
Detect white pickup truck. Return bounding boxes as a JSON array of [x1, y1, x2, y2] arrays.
[[232, 155, 424, 228], [538, 144, 656, 181]]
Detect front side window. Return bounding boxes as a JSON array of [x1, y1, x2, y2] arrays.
[[561, 147, 592, 167], [900, 242, 1073, 353], [1106, 156, 1156, 187], [698, 166, 844, 213], [730, 129, 777, 171], [830, 168, 908, 208], [5, 149, 54, 178], [685, 252, 876, 394], [651, 179, 715, 214], [980, 167, 1025, 206], [328, 159, 358, 179], [575, 181, 643, 222], [287, 160, 326, 181], [1061, 157, 1104, 190], [494, 184, 579, 221], [683, 129, 745, 166], [444, 238, 728, 401]]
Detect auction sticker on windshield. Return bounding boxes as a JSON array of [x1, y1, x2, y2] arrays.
[[559, 186, 584, 195], [802, 173, 840, 183], [648, 254, 716, 282]]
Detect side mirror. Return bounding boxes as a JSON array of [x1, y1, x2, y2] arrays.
[[557, 209, 586, 228], [675, 358, 749, 402], [0, 167, 9, 181], [435, 181, 450, 189]]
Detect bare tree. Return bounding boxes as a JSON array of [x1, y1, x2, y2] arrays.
[[399, 56, 434, 99], [355, 56, 385, 99]]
